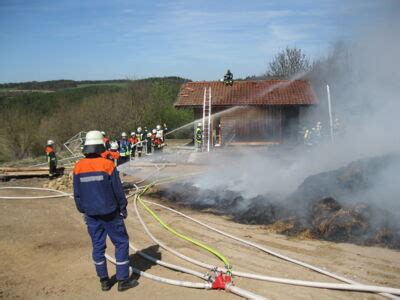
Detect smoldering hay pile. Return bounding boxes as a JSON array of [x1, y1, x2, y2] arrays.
[[155, 154, 400, 249]]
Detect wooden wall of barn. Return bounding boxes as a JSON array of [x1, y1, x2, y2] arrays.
[[194, 105, 305, 145]]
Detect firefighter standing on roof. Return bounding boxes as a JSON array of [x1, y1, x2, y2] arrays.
[[45, 140, 57, 178], [223, 69, 234, 85], [73, 130, 136, 292]]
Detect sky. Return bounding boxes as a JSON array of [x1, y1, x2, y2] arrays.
[[0, 0, 396, 83]]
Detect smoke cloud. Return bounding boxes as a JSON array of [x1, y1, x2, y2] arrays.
[[157, 8, 400, 244]]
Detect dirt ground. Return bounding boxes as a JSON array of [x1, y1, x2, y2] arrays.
[[0, 177, 400, 300]]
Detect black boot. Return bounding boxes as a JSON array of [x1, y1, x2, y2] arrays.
[[118, 278, 138, 292], [100, 277, 112, 291]]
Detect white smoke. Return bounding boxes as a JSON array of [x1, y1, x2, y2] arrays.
[[187, 14, 400, 218]]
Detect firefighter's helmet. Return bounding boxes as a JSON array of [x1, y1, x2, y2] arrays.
[[47, 140, 55, 146], [130, 132, 136, 136], [110, 142, 119, 150], [121, 132, 127, 138], [84, 130, 105, 154]]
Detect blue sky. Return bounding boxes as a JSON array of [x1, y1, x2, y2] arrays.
[[0, 0, 395, 83]]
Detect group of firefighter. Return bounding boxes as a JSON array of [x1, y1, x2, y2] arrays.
[[100, 124, 168, 166], [44, 124, 168, 177], [301, 118, 341, 146]]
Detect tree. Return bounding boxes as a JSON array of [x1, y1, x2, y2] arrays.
[[267, 47, 311, 78]]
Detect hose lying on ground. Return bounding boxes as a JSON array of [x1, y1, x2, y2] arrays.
[[105, 253, 267, 300], [0, 186, 72, 199], [129, 241, 211, 281], [133, 193, 267, 299], [3, 186, 400, 298], [0, 186, 266, 299], [138, 193, 231, 271], [105, 253, 212, 289], [134, 184, 400, 298]]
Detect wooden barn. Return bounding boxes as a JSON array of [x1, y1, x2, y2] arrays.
[[174, 80, 318, 146]]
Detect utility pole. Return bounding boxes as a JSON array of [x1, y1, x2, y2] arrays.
[[326, 84, 334, 144]]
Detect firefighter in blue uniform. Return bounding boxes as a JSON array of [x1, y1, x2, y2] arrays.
[[73, 130, 136, 292], [118, 132, 130, 165]]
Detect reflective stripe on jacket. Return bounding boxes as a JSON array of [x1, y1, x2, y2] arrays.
[[73, 157, 127, 216], [195, 128, 202, 142]]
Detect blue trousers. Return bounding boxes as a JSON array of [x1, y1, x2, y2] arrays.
[[85, 211, 130, 280]]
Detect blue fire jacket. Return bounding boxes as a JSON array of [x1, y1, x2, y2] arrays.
[[73, 156, 127, 216]]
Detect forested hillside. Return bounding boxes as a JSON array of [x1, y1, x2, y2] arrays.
[[0, 77, 192, 162]]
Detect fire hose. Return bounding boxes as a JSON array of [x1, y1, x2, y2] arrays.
[[1, 185, 400, 298], [137, 184, 232, 272], [133, 182, 400, 298], [132, 192, 265, 299], [0, 186, 265, 299]]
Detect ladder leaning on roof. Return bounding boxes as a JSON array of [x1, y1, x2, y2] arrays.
[[202, 87, 212, 152]]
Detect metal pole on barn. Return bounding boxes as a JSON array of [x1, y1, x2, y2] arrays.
[[207, 87, 212, 152], [326, 84, 334, 144], [202, 87, 207, 149]]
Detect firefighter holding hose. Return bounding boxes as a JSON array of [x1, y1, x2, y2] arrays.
[[195, 123, 203, 152], [73, 130, 137, 292]]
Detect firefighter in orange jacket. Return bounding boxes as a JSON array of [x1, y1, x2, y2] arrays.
[[45, 140, 57, 178], [128, 132, 138, 159], [152, 129, 162, 151], [101, 142, 120, 166]]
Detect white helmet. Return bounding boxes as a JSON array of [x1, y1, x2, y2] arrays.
[[84, 130, 105, 154], [47, 139, 54, 146], [137, 127, 142, 133], [147, 133, 152, 137], [156, 124, 161, 130], [121, 132, 127, 138], [152, 129, 157, 134], [110, 141, 119, 150], [101, 131, 106, 136], [197, 122, 202, 127], [130, 132, 136, 136]]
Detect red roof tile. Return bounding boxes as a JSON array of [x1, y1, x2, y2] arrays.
[[175, 80, 318, 107]]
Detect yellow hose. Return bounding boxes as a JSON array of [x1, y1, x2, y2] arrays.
[[137, 182, 232, 272]]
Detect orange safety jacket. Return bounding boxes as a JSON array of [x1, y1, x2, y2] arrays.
[[45, 146, 56, 162], [101, 150, 120, 161], [128, 137, 138, 146], [45, 146, 54, 155]]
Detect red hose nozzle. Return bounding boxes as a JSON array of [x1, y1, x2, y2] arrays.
[[212, 273, 232, 289]]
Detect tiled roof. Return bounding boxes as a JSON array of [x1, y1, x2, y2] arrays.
[[175, 80, 318, 107]]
